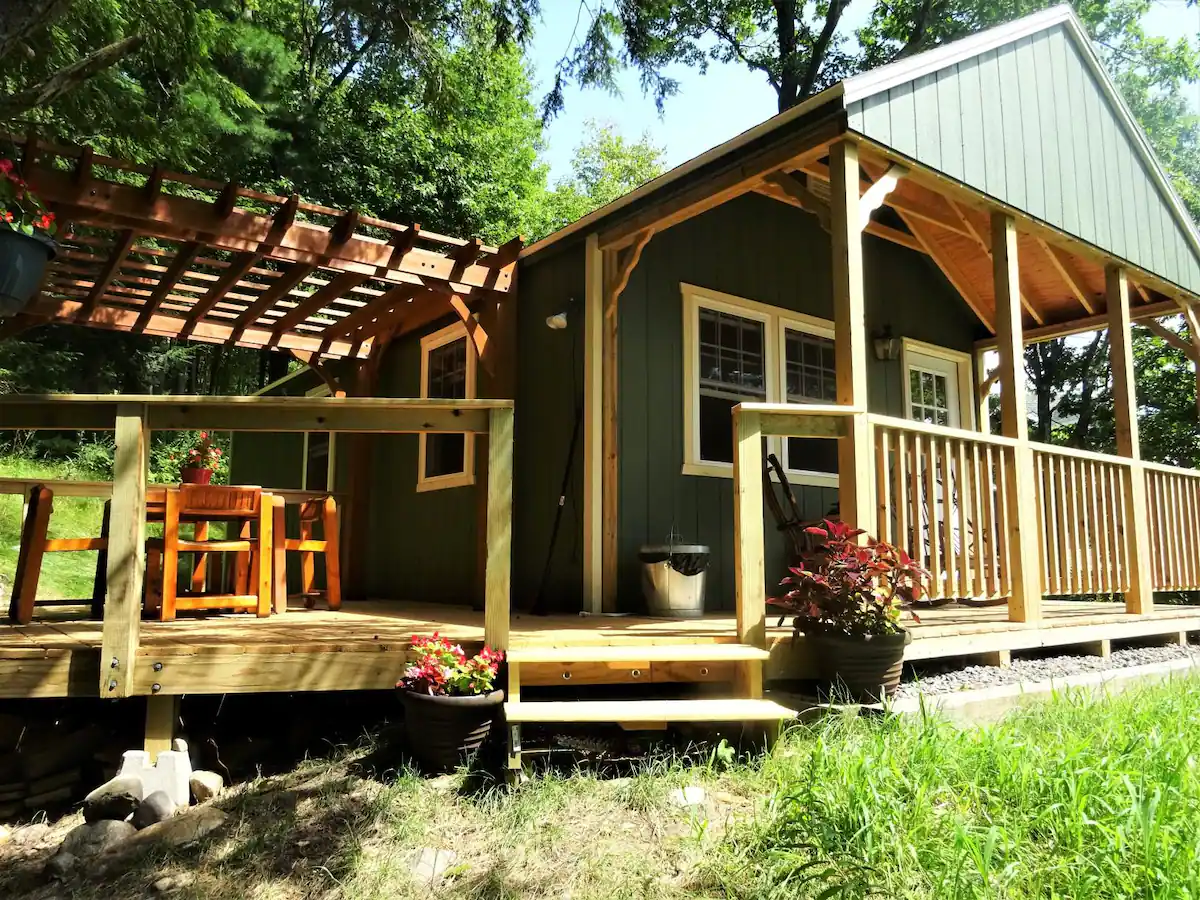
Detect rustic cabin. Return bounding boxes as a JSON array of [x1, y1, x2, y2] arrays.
[[6, 6, 1200, 770]]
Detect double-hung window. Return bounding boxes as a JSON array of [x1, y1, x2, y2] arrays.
[[418, 322, 476, 491], [682, 283, 838, 487]]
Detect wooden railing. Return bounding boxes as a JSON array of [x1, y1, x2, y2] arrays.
[[0, 395, 515, 698], [1032, 445, 1132, 597], [1145, 462, 1200, 591], [870, 415, 1014, 602]]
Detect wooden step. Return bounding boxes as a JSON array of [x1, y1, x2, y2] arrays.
[[504, 698, 796, 724], [507, 643, 770, 664]]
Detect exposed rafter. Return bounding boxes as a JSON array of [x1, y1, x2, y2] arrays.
[[1037, 237, 1096, 314], [945, 198, 1045, 325]]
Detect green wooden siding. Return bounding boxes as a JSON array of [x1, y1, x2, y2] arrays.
[[615, 192, 979, 610], [847, 22, 1200, 295], [364, 323, 480, 603], [512, 243, 587, 613]]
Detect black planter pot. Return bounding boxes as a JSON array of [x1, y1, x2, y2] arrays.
[[805, 629, 911, 703], [399, 689, 504, 772], [0, 228, 55, 317]]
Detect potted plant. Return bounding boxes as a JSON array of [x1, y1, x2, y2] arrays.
[[0, 158, 57, 317], [179, 431, 222, 484], [769, 518, 930, 702], [397, 633, 504, 771]]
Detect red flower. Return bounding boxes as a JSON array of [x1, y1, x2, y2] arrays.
[[0, 159, 11, 175]]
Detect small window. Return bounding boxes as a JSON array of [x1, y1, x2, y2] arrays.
[[682, 283, 837, 488], [419, 322, 476, 491]]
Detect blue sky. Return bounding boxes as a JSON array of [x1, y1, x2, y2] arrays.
[[528, 1, 1200, 183]]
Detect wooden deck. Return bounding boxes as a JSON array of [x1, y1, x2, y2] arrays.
[[4, 599, 1200, 699]]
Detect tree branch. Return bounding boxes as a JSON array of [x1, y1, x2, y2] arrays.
[[0, 0, 69, 64], [0, 34, 145, 119], [798, 0, 849, 103], [894, 0, 936, 61]]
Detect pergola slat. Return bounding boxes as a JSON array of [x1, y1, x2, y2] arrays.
[[10, 138, 519, 358]]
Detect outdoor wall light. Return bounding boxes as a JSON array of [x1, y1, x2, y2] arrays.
[[873, 326, 902, 361], [546, 298, 573, 330]]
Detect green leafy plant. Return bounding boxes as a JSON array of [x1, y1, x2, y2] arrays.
[[769, 518, 930, 637], [0, 159, 57, 237], [398, 633, 503, 696]]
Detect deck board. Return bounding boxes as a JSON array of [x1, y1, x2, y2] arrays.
[[3, 599, 1200, 698]]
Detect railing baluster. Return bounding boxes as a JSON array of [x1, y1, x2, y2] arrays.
[[896, 430, 910, 558], [940, 437, 956, 598], [910, 434, 924, 571], [924, 434, 941, 597], [971, 442, 985, 600], [956, 438, 971, 600]]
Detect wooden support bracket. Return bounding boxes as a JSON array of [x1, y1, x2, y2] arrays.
[[858, 163, 907, 225]]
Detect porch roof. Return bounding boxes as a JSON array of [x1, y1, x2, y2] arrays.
[[2, 136, 520, 360], [522, 6, 1199, 339]]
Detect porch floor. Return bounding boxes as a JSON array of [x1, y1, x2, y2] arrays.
[[4, 599, 1200, 699]]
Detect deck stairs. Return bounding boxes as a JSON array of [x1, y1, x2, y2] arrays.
[[502, 642, 796, 771]]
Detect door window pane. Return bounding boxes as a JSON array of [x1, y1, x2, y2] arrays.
[[909, 366, 951, 426], [698, 308, 766, 463]]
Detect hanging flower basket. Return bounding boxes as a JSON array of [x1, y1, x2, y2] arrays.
[[0, 157, 57, 317]]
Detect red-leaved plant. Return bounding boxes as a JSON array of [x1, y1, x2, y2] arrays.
[[0, 159, 56, 237], [769, 519, 931, 637], [399, 633, 504, 696]]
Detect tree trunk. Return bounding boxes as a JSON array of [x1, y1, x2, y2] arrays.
[[0, 0, 68, 64]]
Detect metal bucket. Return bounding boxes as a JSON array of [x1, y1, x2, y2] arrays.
[[639, 544, 709, 618]]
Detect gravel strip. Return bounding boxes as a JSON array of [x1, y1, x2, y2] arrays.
[[894, 642, 1200, 698]]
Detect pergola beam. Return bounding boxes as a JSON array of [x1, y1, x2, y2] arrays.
[[77, 228, 136, 321]]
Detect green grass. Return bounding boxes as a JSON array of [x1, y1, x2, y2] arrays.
[[5, 679, 1200, 899], [0, 456, 109, 601]]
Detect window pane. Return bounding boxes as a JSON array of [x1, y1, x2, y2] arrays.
[[784, 329, 836, 404], [699, 394, 738, 463], [428, 338, 467, 400], [426, 434, 466, 478], [787, 437, 839, 475], [698, 308, 766, 401], [424, 335, 468, 479], [306, 433, 330, 491]]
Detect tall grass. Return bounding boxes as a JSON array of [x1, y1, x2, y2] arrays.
[[714, 682, 1200, 899]]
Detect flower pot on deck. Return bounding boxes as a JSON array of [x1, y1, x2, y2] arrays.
[[0, 229, 55, 317], [805, 629, 911, 703], [399, 689, 504, 771], [180, 466, 214, 485]]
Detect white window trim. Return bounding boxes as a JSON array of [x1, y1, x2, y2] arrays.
[[900, 337, 976, 430], [681, 283, 839, 489], [418, 321, 477, 492]]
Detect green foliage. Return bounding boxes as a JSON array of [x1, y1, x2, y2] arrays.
[[525, 119, 666, 239], [712, 680, 1200, 898]]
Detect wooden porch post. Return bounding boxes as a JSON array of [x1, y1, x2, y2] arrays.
[[732, 406, 765, 697], [828, 140, 873, 530], [991, 212, 1042, 623], [583, 234, 604, 613], [102, 403, 149, 696], [484, 405, 514, 649], [1107, 265, 1154, 614]]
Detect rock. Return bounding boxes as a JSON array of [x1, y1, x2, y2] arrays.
[[61, 820, 136, 858], [0, 824, 10, 844], [408, 847, 458, 885], [171, 738, 188, 755], [189, 771, 224, 804], [153, 875, 176, 892], [44, 850, 77, 879], [125, 806, 227, 850], [428, 774, 457, 793], [83, 775, 143, 823], [133, 791, 177, 829], [668, 786, 706, 808]]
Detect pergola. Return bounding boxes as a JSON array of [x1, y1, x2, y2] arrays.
[[1, 134, 520, 366]]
